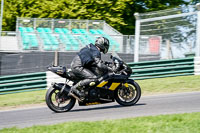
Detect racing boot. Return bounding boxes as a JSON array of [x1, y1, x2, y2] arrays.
[[70, 79, 97, 99], [70, 82, 85, 99]]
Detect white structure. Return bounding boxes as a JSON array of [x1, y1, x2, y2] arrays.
[[134, 3, 200, 62], [46, 71, 73, 89], [194, 57, 200, 75]]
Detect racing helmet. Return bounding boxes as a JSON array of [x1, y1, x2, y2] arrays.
[[95, 37, 110, 54]]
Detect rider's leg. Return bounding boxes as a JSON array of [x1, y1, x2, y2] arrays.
[[70, 67, 97, 97]]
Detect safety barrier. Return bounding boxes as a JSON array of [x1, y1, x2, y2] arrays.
[[128, 57, 197, 80], [0, 57, 199, 94], [0, 72, 47, 95]]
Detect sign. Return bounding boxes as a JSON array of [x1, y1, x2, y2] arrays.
[[148, 36, 161, 54]]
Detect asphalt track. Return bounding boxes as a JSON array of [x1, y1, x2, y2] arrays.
[[0, 91, 200, 129]]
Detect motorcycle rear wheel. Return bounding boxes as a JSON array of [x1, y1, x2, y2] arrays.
[[45, 86, 76, 113], [115, 80, 141, 106]]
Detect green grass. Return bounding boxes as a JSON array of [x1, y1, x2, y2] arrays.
[[1, 76, 200, 132], [136, 75, 200, 95], [1, 112, 200, 133], [0, 90, 46, 108], [0, 75, 200, 108]]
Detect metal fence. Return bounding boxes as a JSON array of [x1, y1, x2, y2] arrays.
[[16, 18, 131, 53], [1, 4, 200, 62], [17, 18, 106, 33], [134, 4, 200, 62]]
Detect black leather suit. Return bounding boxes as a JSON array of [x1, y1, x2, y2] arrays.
[[70, 43, 110, 87]]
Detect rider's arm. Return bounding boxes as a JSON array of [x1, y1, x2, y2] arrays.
[[94, 57, 113, 72]]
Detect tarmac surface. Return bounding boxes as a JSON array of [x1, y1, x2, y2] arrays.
[[0, 91, 200, 129]]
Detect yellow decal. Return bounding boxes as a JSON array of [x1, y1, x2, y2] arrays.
[[109, 83, 121, 91], [124, 83, 129, 87], [56, 71, 63, 75], [86, 102, 101, 106], [97, 81, 108, 87]]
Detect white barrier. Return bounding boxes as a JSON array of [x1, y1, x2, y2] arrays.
[[46, 71, 73, 89], [194, 57, 200, 75]]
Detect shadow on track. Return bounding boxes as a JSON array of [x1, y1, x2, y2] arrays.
[[70, 103, 146, 112]]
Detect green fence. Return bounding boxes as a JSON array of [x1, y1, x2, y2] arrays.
[[0, 72, 47, 95], [0, 57, 196, 95], [128, 57, 194, 80]]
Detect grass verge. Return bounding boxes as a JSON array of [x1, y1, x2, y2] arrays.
[[0, 75, 200, 108], [1, 112, 200, 133], [136, 75, 200, 95], [0, 90, 46, 108]]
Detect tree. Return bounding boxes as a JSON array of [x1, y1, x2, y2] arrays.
[[190, 0, 199, 4], [1, 0, 188, 34], [120, 0, 189, 34]]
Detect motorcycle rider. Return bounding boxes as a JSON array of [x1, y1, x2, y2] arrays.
[[69, 37, 111, 98]]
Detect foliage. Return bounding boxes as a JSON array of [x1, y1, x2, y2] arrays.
[[139, 3, 197, 44], [0, 0, 189, 34], [190, 0, 200, 4], [1, 112, 200, 132], [121, 0, 189, 34]]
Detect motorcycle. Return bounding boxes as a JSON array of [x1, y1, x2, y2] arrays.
[[45, 54, 141, 113]]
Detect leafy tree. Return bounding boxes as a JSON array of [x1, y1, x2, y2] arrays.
[[121, 0, 189, 34], [190, 0, 200, 4], [1, 0, 189, 34]]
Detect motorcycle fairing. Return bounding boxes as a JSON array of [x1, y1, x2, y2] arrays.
[[47, 66, 67, 78], [109, 83, 121, 90], [85, 102, 101, 106], [97, 81, 108, 87], [96, 74, 129, 91]]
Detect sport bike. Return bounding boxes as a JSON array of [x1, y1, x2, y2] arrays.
[[45, 55, 141, 113]]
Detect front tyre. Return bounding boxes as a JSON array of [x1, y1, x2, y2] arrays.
[[45, 86, 76, 113], [115, 80, 141, 106]]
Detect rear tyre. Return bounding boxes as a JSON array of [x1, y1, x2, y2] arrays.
[[45, 86, 76, 113], [115, 79, 141, 106]]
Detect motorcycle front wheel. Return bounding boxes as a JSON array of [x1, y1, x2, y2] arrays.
[[115, 79, 141, 106], [45, 86, 76, 113]]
